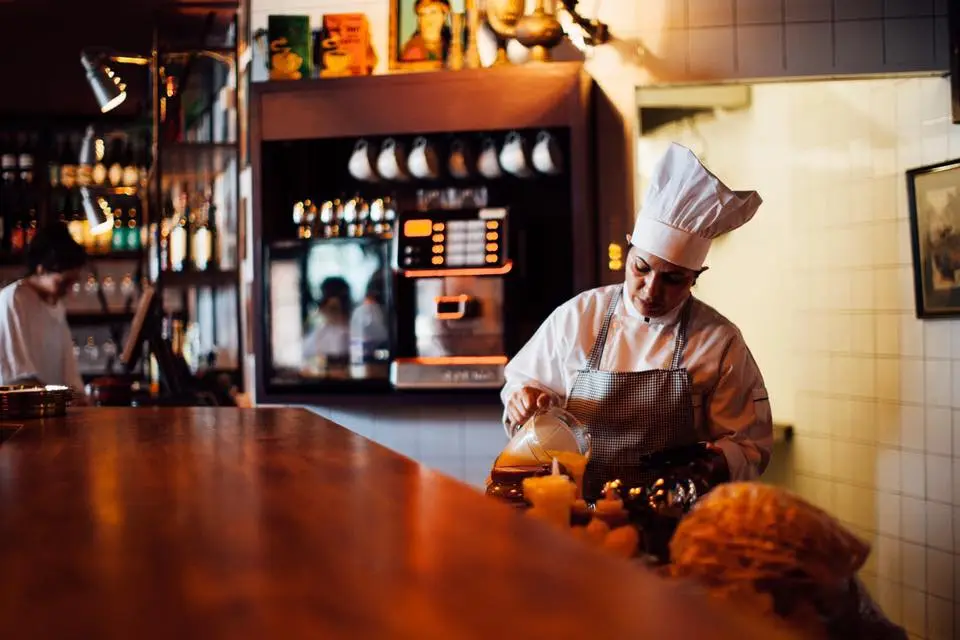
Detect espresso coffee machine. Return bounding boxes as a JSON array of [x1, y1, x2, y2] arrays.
[[391, 207, 510, 388]]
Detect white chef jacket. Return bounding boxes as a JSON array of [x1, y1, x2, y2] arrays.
[[0, 280, 83, 390], [500, 284, 773, 482]]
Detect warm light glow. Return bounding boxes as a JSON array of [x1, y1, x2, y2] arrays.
[[485, 243, 498, 252], [89, 214, 114, 237], [432, 223, 444, 232], [95, 139, 105, 162], [100, 91, 127, 113], [431, 256, 444, 265], [404, 261, 513, 278], [486, 232, 498, 241], [485, 255, 498, 263], [404, 219, 433, 238], [111, 55, 150, 66], [485, 221, 499, 229]]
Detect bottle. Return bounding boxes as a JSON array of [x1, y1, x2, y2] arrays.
[[92, 133, 108, 186], [192, 193, 213, 271], [23, 192, 38, 249], [48, 134, 62, 189], [18, 133, 35, 186], [169, 188, 189, 271], [77, 132, 93, 188], [122, 137, 138, 187], [137, 134, 150, 189], [60, 134, 78, 190], [111, 207, 126, 252], [126, 205, 141, 251], [67, 190, 85, 246], [107, 137, 124, 187]]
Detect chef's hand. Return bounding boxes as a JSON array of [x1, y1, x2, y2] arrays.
[[506, 386, 555, 430]]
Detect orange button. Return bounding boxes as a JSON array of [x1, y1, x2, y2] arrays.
[[432, 245, 444, 254], [485, 254, 498, 263], [486, 232, 499, 241], [486, 243, 498, 252], [432, 234, 445, 243], [432, 223, 445, 232], [485, 221, 499, 230], [432, 256, 444, 265]]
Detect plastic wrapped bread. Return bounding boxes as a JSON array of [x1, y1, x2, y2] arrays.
[[666, 483, 906, 639]]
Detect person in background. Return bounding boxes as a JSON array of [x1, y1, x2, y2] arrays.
[[0, 222, 86, 396], [301, 276, 353, 364], [501, 143, 772, 499]]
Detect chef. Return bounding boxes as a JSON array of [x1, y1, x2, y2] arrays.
[[0, 222, 86, 394], [501, 143, 772, 497]]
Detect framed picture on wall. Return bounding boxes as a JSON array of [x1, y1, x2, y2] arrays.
[[389, 0, 464, 71], [906, 158, 960, 318]]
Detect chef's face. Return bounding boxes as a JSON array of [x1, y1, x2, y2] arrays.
[[625, 246, 698, 318], [35, 267, 81, 300]]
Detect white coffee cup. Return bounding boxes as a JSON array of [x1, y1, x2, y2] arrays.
[[499, 131, 532, 178], [408, 137, 440, 181], [348, 139, 379, 182], [447, 139, 472, 180], [531, 130, 562, 176], [376, 138, 409, 182], [477, 137, 502, 179]]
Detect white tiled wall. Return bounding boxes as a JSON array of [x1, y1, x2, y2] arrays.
[[638, 75, 960, 639]]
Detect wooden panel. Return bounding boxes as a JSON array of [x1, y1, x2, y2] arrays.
[[254, 63, 588, 141], [0, 407, 798, 639]]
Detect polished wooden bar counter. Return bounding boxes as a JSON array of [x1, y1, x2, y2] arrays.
[[0, 408, 794, 639]]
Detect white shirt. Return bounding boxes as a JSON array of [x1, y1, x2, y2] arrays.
[[500, 284, 773, 482], [0, 280, 83, 390]]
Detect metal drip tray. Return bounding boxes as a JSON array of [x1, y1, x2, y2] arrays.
[[0, 385, 72, 420]]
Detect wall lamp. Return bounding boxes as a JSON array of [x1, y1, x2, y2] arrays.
[[80, 49, 151, 113]]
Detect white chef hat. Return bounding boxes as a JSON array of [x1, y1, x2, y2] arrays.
[[631, 143, 762, 271]]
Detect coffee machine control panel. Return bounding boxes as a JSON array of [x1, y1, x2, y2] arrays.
[[395, 208, 508, 272]]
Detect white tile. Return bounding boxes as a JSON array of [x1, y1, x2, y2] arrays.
[[902, 540, 927, 589], [878, 491, 902, 537], [876, 315, 901, 355], [851, 315, 876, 354], [875, 268, 903, 311], [902, 359, 926, 404], [463, 421, 508, 458], [903, 496, 928, 545], [875, 534, 901, 581], [951, 322, 960, 358], [464, 457, 493, 490], [927, 501, 954, 551], [831, 441, 858, 482], [850, 269, 876, 311], [953, 458, 960, 506], [901, 316, 926, 356], [926, 321, 953, 357], [898, 266, 917, 310], [901, 405, 927, 451], [877, 447, 902, 492], [927, 454, 954, 504], [849, 399, 878, 442], [901, 586, 926, 638], [927, 593, 954, 640], [926, 548, 954, 600], [878, 402, 902, 446], [876, 359, 899, 401], [952, 361, 960, 408], [794, 473, 834, 512], [875, 578, 904, 626], [927, 407, 953, 455], [926, 360, 953, 406]]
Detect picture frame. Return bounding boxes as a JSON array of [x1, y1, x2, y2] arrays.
[[906, 158, 960, 318], [389, 0, 464, 71]]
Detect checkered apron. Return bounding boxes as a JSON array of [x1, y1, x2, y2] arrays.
[[566, 287, 699, 501]]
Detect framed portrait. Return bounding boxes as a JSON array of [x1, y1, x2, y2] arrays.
[[389, 0, 465, 71], [907, 158, 960, 318]]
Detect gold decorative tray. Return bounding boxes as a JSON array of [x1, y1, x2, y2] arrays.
[[0, 385, 72, 419]]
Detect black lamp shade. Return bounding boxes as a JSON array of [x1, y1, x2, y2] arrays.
[[81, 51, 126, 113]]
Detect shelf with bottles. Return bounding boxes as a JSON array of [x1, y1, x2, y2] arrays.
[[65, 267, 141, 314], [149, 181, 229, 282]]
